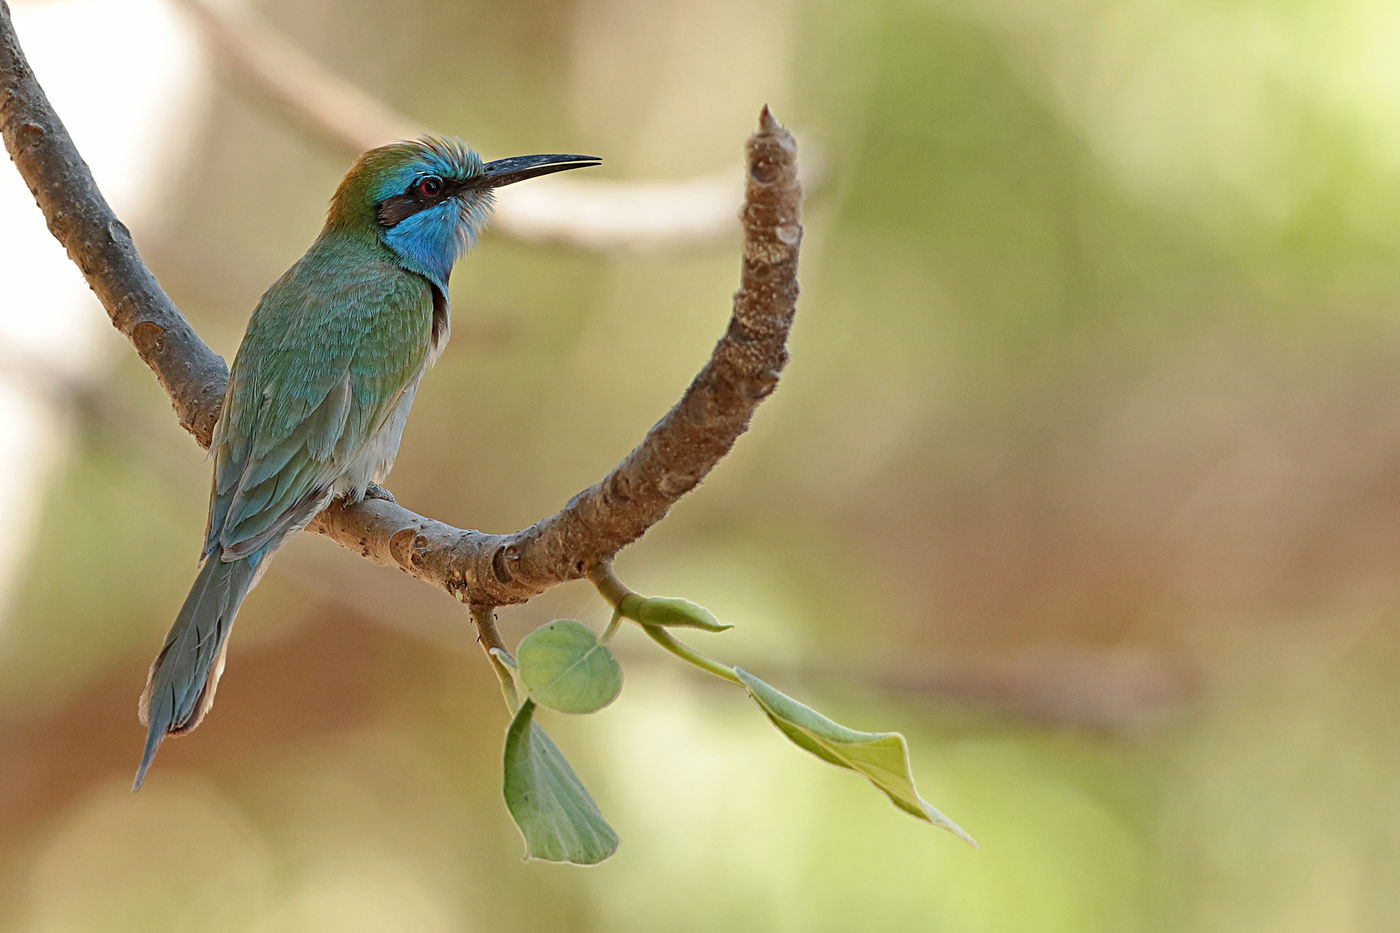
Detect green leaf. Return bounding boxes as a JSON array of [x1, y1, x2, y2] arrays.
[[621, 594, 732, 632], [503, 699, 620, 864], [517, 619, 623, 714], [734, 668, 976, 846]]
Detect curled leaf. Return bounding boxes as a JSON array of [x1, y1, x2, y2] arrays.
[[621, 594, 731, 632], [734, 668, 976, 846]]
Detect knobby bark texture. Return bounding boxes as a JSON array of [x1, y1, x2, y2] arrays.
[[0, 0, 802, 613]]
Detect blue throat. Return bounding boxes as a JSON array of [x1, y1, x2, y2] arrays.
[[382, 201, 475, 289]]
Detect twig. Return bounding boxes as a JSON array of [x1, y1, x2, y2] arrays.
[[168, 0, 763, 249], [469, 601, 519, 712], [1, 0, 801, 617]]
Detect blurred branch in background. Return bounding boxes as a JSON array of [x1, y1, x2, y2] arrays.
[[0, 550, 1190, 831], [0, 345, 179, 469], [167, 0, 414, 152], [281, 540, 1197, 729], [875, 650, 1197, 730], [168, 0, 802, 249], [0, 592, 401, 821]]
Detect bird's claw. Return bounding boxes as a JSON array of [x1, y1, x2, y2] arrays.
[[363, 482, 396, 503]]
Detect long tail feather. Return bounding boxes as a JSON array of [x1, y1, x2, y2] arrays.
[[133, 550, 263, 790]]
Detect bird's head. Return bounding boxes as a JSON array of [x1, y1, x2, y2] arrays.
[[327, 136, 600, 288]]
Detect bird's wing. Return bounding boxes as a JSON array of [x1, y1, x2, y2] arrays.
[[205, 250, 434, 560]]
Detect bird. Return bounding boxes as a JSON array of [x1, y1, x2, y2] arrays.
[[133, 136, 601, 790]]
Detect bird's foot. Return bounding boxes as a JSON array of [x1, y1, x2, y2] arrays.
[[362, 482, 396, 503]]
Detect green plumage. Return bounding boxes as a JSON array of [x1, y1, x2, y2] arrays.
[[209, 237, 435, 558], [134, 136, 600, 791]]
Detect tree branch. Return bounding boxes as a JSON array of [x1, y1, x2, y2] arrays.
[[1, 1, 801, 612]]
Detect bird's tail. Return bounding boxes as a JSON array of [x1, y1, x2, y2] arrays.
[[133, 550, 264, 791]]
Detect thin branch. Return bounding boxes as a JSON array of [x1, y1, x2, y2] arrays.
[[168, 0, 762, 249], [469, 601, 519, 712], [1, 1, 801, 613]]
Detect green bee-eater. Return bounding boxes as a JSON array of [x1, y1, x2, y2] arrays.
[[134, 137, 600, 789]]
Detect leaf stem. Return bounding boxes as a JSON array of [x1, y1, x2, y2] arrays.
[[600, 607, 623, 644], [640, 624, 742, 685], [587, 560, 633, 609], [587, 560, 740, 680]]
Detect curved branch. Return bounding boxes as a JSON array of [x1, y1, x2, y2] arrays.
[[1, 1, 801, 610], [312, 107, 800, 606]]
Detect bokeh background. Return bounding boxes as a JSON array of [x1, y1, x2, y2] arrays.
[[4, 0, 1400, 928]]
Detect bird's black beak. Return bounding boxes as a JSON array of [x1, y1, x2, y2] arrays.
[[478, 153, 602, 188]]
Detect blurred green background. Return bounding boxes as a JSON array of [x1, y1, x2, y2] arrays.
[[6, 0, 1400, 929]]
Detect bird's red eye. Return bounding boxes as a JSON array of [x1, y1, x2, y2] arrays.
[[417, 175, 444, 198]]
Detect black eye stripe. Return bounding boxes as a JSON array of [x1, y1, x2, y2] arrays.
[[377, 193, 424, 226], [375, 176, 464, 227]]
